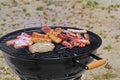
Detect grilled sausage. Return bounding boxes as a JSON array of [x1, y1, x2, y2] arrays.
[[67, 29, 87, 33]]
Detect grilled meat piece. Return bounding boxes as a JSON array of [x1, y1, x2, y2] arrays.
[[41, 26, 62, 43], [6, 33, 33, 48], [32, 32, 51, 43], [67, 29, 87, 33], [6, 39, 17, 46], [62, 30, 76, 37], [48, 33, 62, 43], [29, 42, 55, 53], [41, 26, 52, 33], [62, 41, 73, 49]]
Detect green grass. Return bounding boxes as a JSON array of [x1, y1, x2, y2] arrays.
[[76, 0, 83, 3], [4, 71, 10, 75], [104, 62, 112, 69], [98, 31, 107, 39], [12, 0, 17, 7], [85, 24, 94, 29], [101, 7, 105, 10], [116, 22, 120, 30], [104, 72, 117, 79], [107, 4, 120, 13], [93, 71, 118, 79], [51, 18, 56, 22], [86, 0, 98, 7], [2, 19, 6, 22], [12, 10, 21, 13], [89, 71, 94, 76], [115, 35, 120, 39], [23, 8, 27, 13], [36, 6, 43, 11], [96, 53, 101, 56], [25, 13, 31, 17], [1, 23, 5, 26], [108, 4, 120, 9], [110, 15, 115, 19], [3, 77, 13, 80], [103, 45, 112, 51], [0, 66, 4, 70], [0, 33, 3, 36], [1, 3, 7, 6]]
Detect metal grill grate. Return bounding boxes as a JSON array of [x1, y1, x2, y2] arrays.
[[0, 26, 101, 60]]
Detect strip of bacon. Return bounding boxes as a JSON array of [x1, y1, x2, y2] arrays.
[[6, 32, 33, 48], [17, 36, 31, 40], [14, 39, 28, 48], [6, 39, 17, 46], [21, 32, 31, 37]]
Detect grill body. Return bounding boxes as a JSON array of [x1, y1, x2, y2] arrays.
[[0, 26, 102, 80], [3, 51, 94, 80]]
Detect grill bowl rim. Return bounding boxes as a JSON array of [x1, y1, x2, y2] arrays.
[[0, 26, 102, 60]]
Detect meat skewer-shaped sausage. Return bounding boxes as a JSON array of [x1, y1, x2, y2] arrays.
[[62, 30, 76, 37], [67, 29, 87, 33]]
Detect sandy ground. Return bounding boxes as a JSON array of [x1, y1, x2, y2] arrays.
[[0, 0, 120, 80]]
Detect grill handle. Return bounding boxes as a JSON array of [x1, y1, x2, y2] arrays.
[[76, 54, 106, 70]]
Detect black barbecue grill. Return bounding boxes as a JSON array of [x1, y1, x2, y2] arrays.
[[0, 26, 106, 80]]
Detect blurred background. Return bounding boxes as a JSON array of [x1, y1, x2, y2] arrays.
[[0, 0, 120, 80]]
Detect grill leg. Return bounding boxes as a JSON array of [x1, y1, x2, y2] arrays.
[[20, 78, 25, 80]]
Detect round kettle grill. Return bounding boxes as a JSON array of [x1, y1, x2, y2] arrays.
[[0, 26, 106, 80]]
